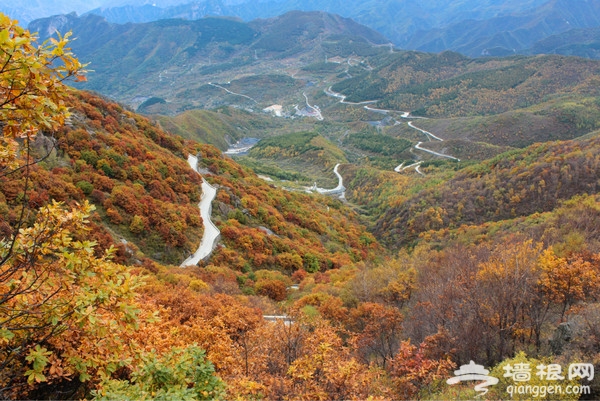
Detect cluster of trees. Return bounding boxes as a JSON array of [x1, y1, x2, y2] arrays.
[[250, 131, 323, 158], [246, 130, 347, 186], [365, 136, 600, 247], [121, 259, 456, 401], [345, 132, 412, 157], [137, 222, 600, 400]]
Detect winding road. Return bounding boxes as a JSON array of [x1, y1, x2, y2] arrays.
[[408, 122, 461, 161], [324, 86, 378, 106], [181, 155, 221, 267], [299, 92, 324, 121], [394, 161, 425, 176], [310, 163, 346, 198], [209, 82, 258, 103], [324, 87, 461, 171]]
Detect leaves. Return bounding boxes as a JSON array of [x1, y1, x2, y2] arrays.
[[0, 13, 85, 149], [94, 345, 225, 401], [24, 345, 52, 384], [0, 201, 142, 396], [539, 248, 600, 320]]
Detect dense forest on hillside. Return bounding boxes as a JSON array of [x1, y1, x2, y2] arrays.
[[331, 52, 600, 118], [371, 135, 600, 247]]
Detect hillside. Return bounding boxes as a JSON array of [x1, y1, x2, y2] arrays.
[[404, 0, 600, 57], [331, 52, 600, 117], [0, 90, 377, 269], [3, 13, 600, 400], [359, 133, 600, 247], [153, 107, 287, 150], [28, 11, 389, 113]]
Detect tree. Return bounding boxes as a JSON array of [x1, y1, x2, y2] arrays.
[[347, 302, 404, 368], [474, 240, 543, 363], [0, 201, 141, 399], [0, 15, 139, 399], [0, 13, 85, 174], [0, 12, 86, 265], [539, 249, 600, 321], [390, 334, 455, 400], [93, 345, 225, 401]]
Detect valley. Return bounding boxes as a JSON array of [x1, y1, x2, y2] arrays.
[[2, 7, 600, 401]]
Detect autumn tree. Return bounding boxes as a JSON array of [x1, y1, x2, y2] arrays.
[[0, 12, 85, 264], [406, 239, 552, 366], [390, 333, 455, 400], [346, 302, 404, 368], [0, 13, 85, 174], [539, 249, 600, 321], [0, 14, 143, 399], [474, 240, 544, 362], [0, 202, 141, 399]]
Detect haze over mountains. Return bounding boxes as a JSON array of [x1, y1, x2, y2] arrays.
[[4, 0, 600, 58]]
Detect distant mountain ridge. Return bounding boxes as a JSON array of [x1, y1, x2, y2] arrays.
[[81, 0, 552, 41], [528, 26, 600, 58], [68, 0, 600, 58], [6, 0, 600, 58], [405, 0, 600, 57]]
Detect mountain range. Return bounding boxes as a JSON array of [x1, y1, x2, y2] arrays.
[[4, 0, 600, 58], [22, 9, 600, 207], [29, 11, 389, 113]]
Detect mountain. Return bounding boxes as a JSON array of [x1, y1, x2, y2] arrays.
[[82, 0, 551, 45], [404, 0, 600, 57], [26, 9, 600, 174], [528, 26, 600, 58], [65, 0, 600, 58], [28, 11, 389, 114], [27, 9, 600, 174], [0, 0, 209, 25], [12, 0, 600, 58], [0, 0, 104, 25], [4, 12, 600, 401]]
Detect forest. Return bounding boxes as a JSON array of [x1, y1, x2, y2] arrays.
[[1, 12, 600, 401]]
